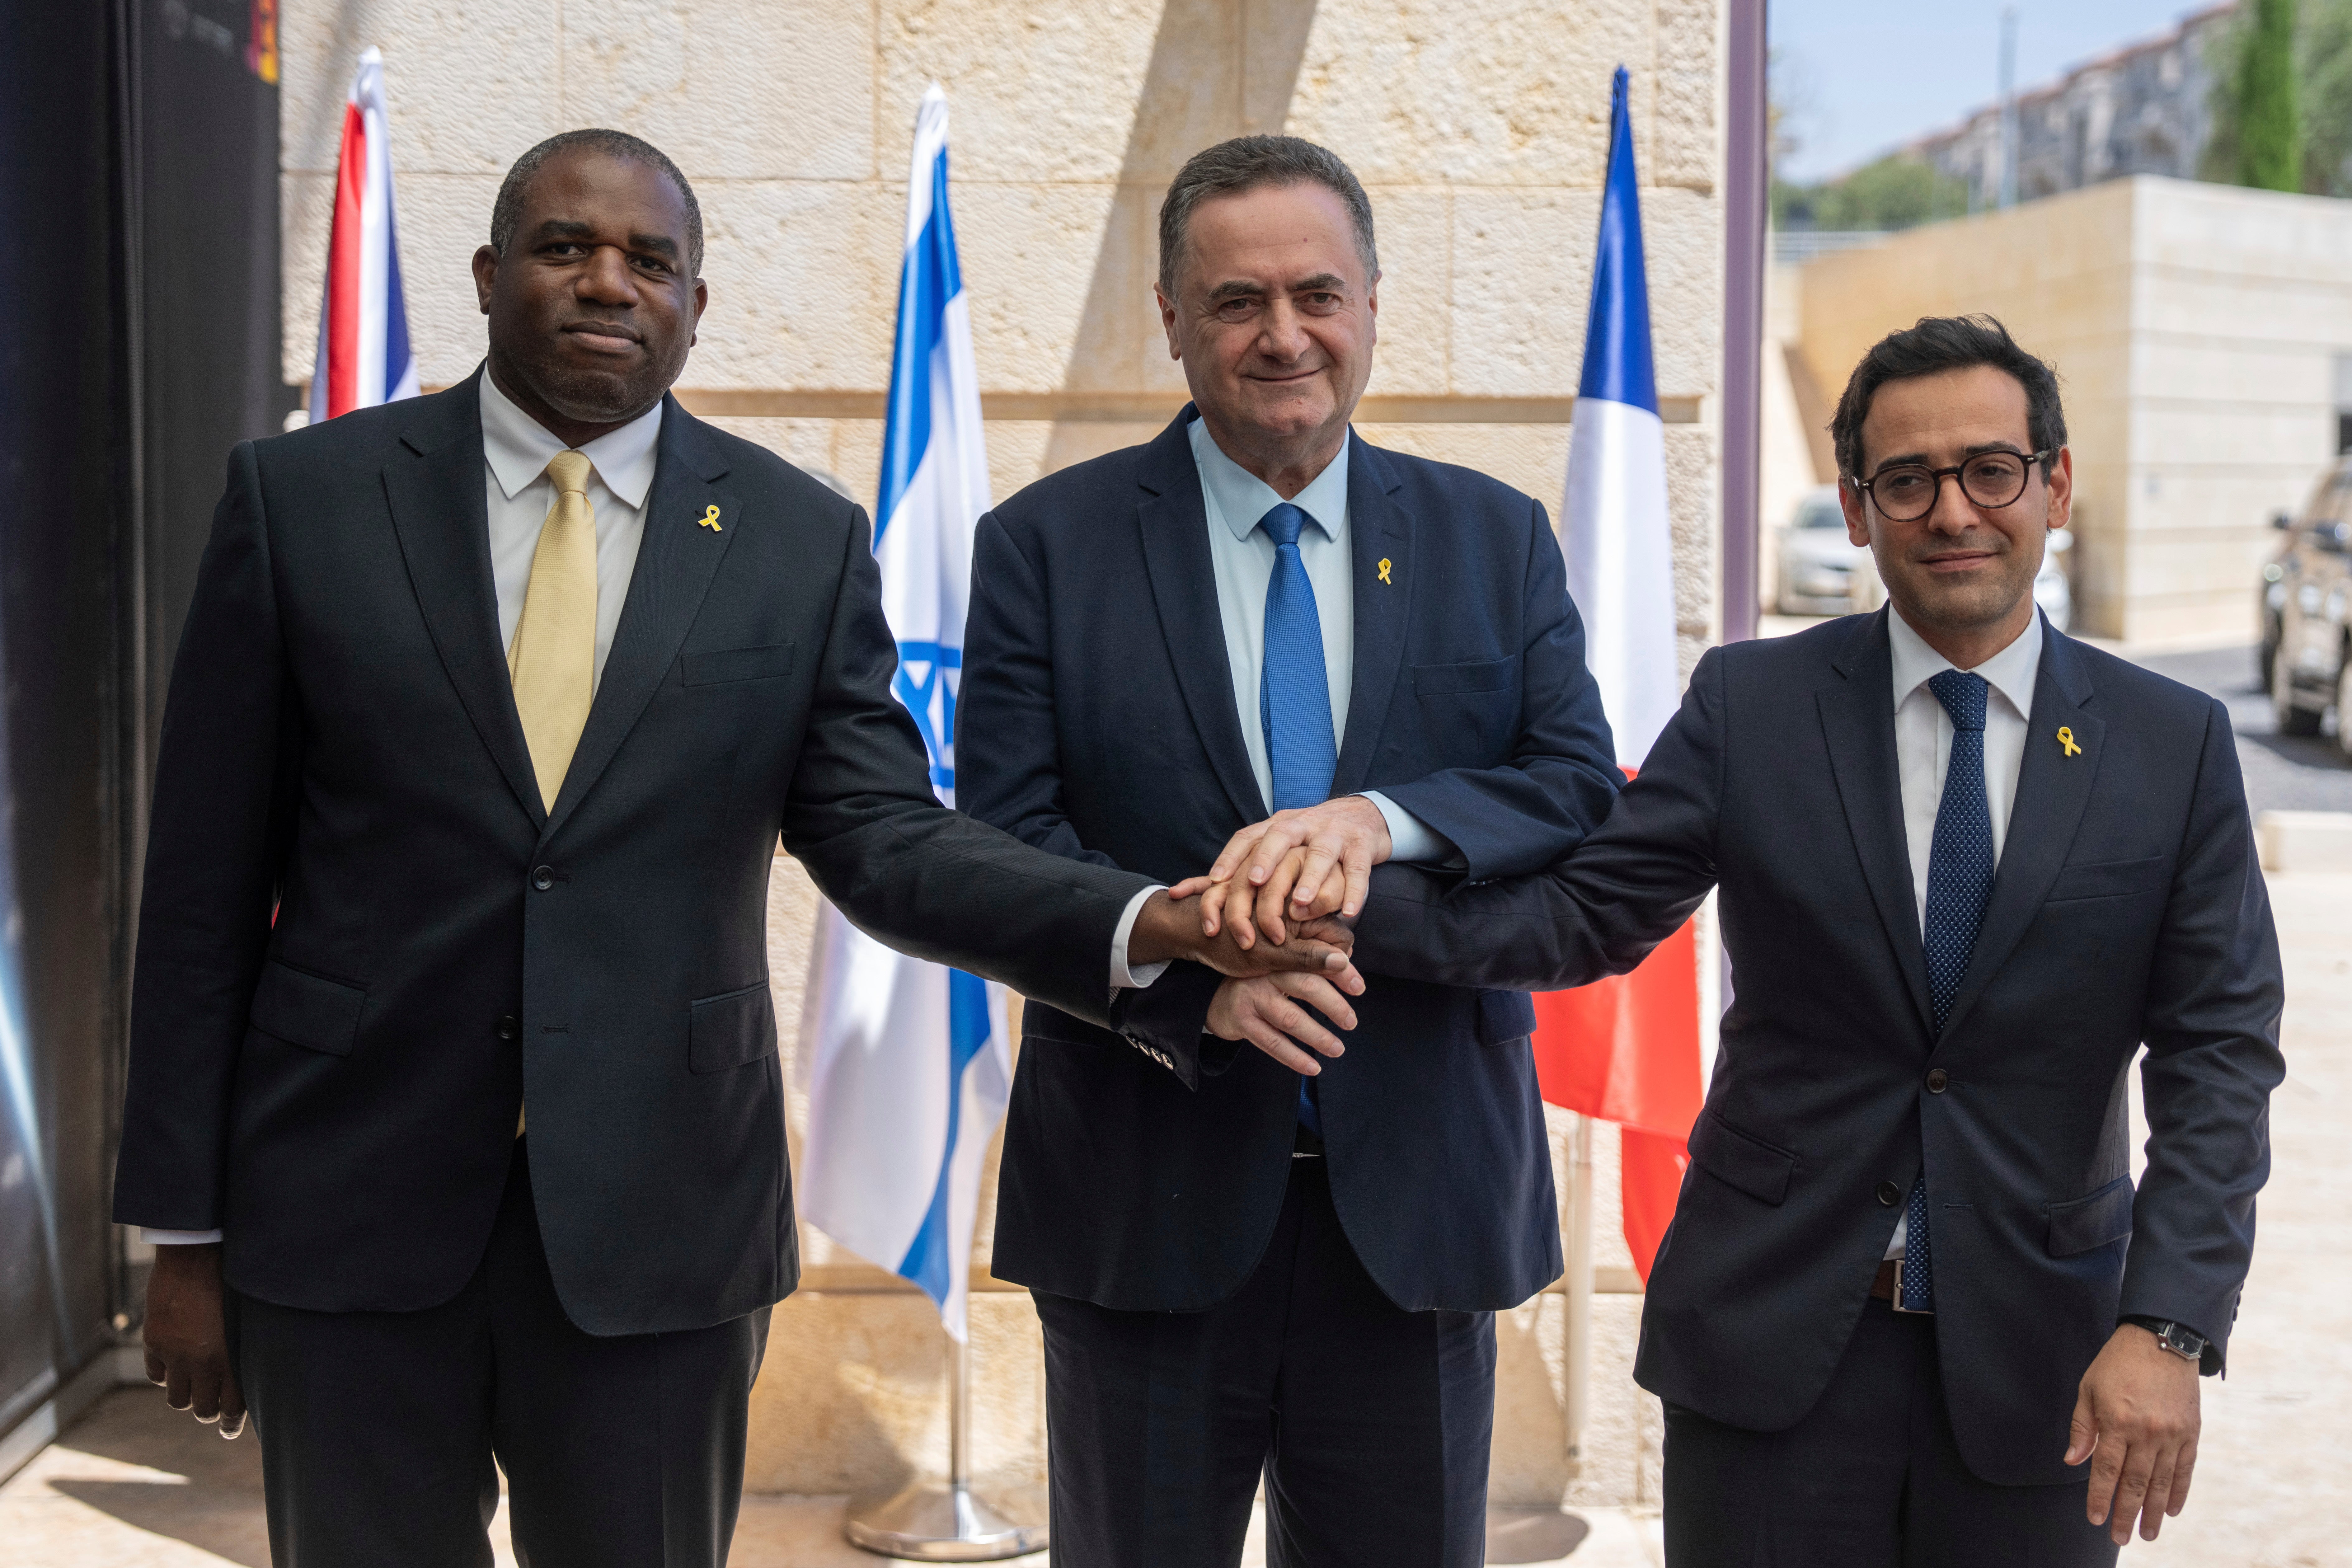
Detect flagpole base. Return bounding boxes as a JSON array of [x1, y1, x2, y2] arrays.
[[843, 1481, 1047, 1561]]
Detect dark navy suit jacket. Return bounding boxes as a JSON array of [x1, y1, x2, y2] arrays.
[[959, 409, 1622, 1315], [1351, 610, 2284, 1486], [112, 378, 1153, 1336]]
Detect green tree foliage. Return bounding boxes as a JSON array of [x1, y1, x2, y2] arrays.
[[2204, 0, 2352, 193], [1773, 156, 1974, 233]]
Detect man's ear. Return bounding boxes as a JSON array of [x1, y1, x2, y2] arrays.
[[1155, 283, 1182, 362], [472, 245, 500, 316], [1840, 477, 1871, 549], [2045, 447, 2074, 531]]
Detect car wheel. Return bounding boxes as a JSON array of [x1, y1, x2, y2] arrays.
[[2338, 650, 2352, 761], [2275, 651, 2325, 737]]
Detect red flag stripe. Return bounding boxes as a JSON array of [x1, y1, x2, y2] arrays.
[[325, 101, 366, 419]]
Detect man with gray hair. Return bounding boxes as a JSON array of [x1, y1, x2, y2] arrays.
[[959, 134, 1622, 1563]]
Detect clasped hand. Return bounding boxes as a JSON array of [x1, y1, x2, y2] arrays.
[[1164, 799, 1391, 1074]]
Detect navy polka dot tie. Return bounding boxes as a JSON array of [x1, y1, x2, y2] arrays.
[[1905, 668, 1995, 1311]]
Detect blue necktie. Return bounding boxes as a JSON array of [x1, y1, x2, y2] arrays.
[[1905, 668, 1996, 1311], [1258, 502, 1337, 1136]]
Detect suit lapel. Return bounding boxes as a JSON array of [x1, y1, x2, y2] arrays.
[[541, 395, 739, 841], [1330, 435, 1411, 799], [382, 378, 545, 830], [1135, 409, 1268, 824], [1934, 621, 2101, 1042], [1816, 610, 1935, 1037]]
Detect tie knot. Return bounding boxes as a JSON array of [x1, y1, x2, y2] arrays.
[[545, 450, 593, 496], [1257, 502, 1312, 550], [1927, 668, 1989, 732]]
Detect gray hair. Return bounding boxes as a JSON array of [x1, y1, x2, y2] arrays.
[[1157, 135, 1378, 295], [491, 129, 704, 275]]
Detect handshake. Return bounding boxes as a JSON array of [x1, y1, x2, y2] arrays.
[[1123, 796, 1391, 1077]]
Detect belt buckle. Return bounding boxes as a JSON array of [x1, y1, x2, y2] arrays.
[[1890, 1260, 1933, 1315]]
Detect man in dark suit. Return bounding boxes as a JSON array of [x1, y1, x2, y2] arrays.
[[956, 136, 1623, 1566], [1289, 316, 2284, 1564], [116, 129, 1350, 1568]]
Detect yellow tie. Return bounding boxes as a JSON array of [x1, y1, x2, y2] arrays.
[[509, 450, 598, 813]]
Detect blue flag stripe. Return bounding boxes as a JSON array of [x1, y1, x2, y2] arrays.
[[876, 147, 966, 542], [1576, 65, 1660, 416], [894, 968, 993, 1305]]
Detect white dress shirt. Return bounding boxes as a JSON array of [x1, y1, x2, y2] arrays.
[[1882, 607, 2043, 1258], [478, 368, 663, 686]]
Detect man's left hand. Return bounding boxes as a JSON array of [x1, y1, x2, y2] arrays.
[[1190, 797, 1393, 946], [2067, 1323, 2201, 1544]]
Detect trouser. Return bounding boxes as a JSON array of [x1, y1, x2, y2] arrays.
[[1662, 1294, 2120, 1568], [1031, 1157, 1495, 1568], [227, 1138, 770, 1568]]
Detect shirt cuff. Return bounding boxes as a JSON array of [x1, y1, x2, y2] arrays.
[[1110, 884, 1172, 990], [1359, 791, 1466, 868], [142, 1228, 223, 1246]]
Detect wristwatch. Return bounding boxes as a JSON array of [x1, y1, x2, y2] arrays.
[[2124, 1315, 2207, 1364]]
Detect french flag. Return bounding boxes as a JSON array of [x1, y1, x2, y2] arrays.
[[1535, 65, 1705, 1282], [798, 86, 1004, 1340], [308, 48, 419, 424]]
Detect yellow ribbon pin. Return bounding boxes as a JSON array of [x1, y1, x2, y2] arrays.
[[697, 505, 722, 532], [1378, 558, 1393, 584], [2057, 726, 2082, 757]]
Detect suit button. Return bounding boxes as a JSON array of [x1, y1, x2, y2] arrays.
[[531, 866, 556, 891], [1877, 1180, 1902, 1206], [496, 1016, 519, 1041], [1926, 1068, 1950, 1094]]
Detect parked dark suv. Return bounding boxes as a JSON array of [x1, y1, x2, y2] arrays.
[[2261, 459, 2352, 755]]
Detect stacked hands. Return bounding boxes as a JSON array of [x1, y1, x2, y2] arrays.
[[1162, 796, 1387, 1077]]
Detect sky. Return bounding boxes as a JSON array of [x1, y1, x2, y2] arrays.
[[1772, 1, 2224, 182]]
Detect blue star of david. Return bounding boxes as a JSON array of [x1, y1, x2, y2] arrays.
[[894, 640, 959, 792]]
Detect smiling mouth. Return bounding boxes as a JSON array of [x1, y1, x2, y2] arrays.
[[1246, 369, 1323, 387], [563, 323, 642, 354], [1920, 552, 1999, 573]]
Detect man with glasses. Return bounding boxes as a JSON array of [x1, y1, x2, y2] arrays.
[[1298, 315, 2283, 1563]]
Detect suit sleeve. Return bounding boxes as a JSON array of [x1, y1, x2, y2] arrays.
[[114, 443, 300, 1231], [2119, 696, 2285, 1372], [1350, 643, 1726, 990], [782, 505, 1152, 1028], [1368, 496, 1624, 881]]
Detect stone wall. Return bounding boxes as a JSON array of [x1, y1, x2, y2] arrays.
[[281, 0, 1725, 1512], [1799, 176, 2352, 645]]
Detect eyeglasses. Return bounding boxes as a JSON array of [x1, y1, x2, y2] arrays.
[[1852, 450, 2054, 523]]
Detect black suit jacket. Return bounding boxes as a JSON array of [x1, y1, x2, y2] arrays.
[[1351, 610, 2284, 1486], [959, 410, 1622, 1314], [113, 376, 1153, 1336]]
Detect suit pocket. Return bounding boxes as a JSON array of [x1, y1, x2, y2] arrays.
[[1412, 656, 1515, 697], [1476, 988, 1537, 1045], [2046, 1174, 2134, 1256], [249, 959, 367, 1057], [689, 981, 779, 1073], [1688, 1110, 1796, 1205], [682, 643, 796, 687], [2046, 855, 2167, 903]]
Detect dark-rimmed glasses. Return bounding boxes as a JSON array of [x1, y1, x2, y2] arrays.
[[1852, 450, 2054, 523]]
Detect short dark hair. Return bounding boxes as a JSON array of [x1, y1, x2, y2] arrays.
[[1831, 314, 2066, 481], [491, 129, 703, 275], [1157, 135, 1378, 295]]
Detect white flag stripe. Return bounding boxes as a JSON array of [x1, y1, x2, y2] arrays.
[[1564, 395, 1679, 765]]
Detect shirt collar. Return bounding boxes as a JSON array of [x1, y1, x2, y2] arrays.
[[1187, 414, 1349, 543], [477, 366, 665, 510], [1886, 603, 2044, 722]]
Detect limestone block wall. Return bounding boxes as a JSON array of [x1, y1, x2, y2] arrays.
[[1799, 176, 2352, 645], [280, 0, 1725, 1512]]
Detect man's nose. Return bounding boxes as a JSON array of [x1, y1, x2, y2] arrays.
[[576, 245, 641, 305], [1925, 472, 1982, 534], [1255, 298, 1311, 361]]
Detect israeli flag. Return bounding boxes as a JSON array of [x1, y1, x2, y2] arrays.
[[798, 85, 1004, 1341]]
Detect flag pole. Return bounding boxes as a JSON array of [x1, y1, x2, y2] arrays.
[[843, 1320, 1047, 1560], [1564, 1115, 1595, 1479]]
